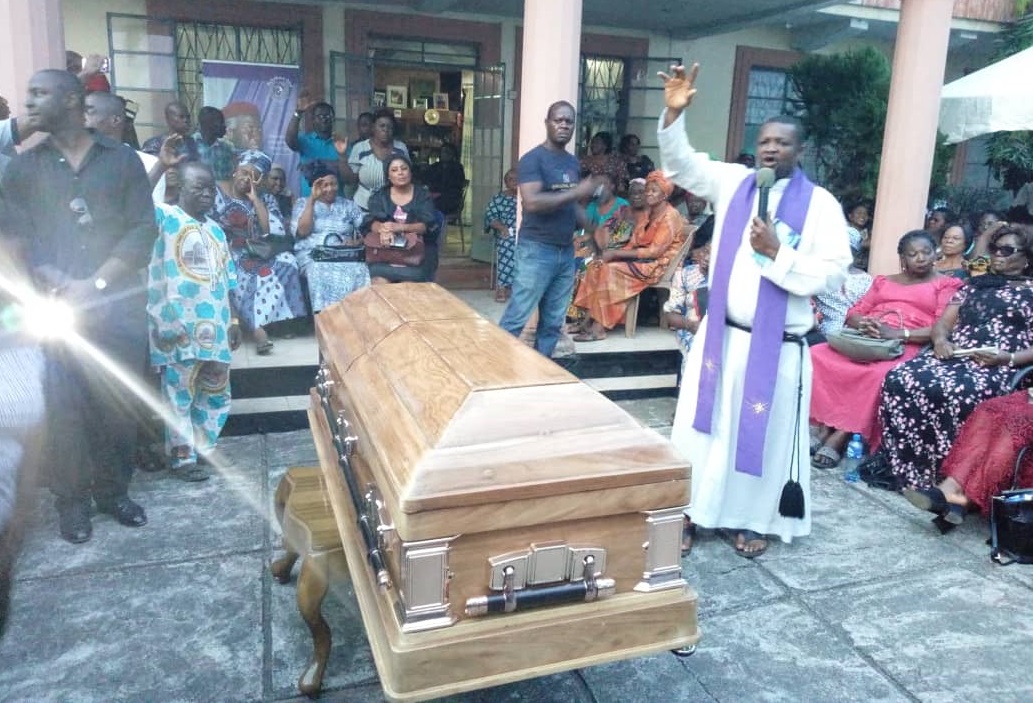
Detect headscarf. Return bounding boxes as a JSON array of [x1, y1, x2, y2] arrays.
[[238, 149, 272, 176], [646, 170, 674, 199]]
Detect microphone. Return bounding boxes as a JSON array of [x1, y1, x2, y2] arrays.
[[756, 167, 776, 221]]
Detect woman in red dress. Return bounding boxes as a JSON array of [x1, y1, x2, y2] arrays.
[[809, 231, 963, 468], [903, 389, 1033, 527]]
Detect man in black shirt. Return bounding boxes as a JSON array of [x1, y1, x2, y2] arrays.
[[0, 69, 155, 543]]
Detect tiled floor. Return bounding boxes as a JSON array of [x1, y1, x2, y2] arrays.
[[5, 396, 1033, 702]]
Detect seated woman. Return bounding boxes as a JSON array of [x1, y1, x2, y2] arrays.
[[935, 222, 970, 279], [809, 231, 962, 469], [291, 164, 369, 312], [618, 133, 655, 183], [266, 165, 294, 230], [212, 150, 306, 355], [842, 197, 867, 258], [903, 389, 1033, 528], [579, 131, 628, 188], [663, 215, 713, 361], [568, 171, 631, 332], [924, 206, 956, 245], [423, 143, 466, 215], [868, 226, 1033, 491], [595, 177, 647, 251], [364, 154, 437, 284], [966, 210, 1007, 275], [484, 168, 518, 302], [572, 170, 685, 342], [814, 254, 873, 337]]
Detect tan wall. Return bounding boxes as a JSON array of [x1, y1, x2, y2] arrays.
[[649, 26, 794, 160], [63, 0, 147, 58]]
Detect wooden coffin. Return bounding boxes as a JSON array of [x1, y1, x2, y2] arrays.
[[309, 282, 698, 702]]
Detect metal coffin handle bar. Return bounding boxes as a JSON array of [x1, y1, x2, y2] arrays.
[[316, 371, 390, 590]]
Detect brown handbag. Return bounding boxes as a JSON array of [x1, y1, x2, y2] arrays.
[[363, 230, 426, 267]]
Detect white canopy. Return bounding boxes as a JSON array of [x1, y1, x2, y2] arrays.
[[938, 46, 1033, 144]]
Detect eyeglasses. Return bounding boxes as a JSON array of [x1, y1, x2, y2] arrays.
[[990, 245, 1020, 257], [69, 197, 93, 227]]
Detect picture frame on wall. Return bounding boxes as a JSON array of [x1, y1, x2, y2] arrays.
[[413, 98, 429, 110], [372, 90, 387, 108], [386, 85, 407, 109], [432, 93, 449, 110]]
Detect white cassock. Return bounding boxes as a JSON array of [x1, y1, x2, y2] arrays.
[[658, 110, 851, 542]]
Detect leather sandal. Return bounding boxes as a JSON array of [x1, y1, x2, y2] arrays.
[[811, 445, 841, 469], [734, 529, 768, 559]]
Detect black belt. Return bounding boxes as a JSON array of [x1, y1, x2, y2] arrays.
[[726, 317, 806, 345]]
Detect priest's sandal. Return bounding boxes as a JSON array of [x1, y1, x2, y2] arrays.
[[734, 530, 768, 559], [681, 518, 696, 555]]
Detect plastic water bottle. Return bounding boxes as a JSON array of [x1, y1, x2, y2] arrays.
[[843, 433, 864, 483]]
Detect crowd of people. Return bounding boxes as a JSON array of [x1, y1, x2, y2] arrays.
[[651, 62, 1033, 560], [0, 64, 472, 563], [2, 55, 1031, 641]]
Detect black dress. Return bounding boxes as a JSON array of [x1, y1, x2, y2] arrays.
[[364, 185, 439, 283], [879, 277, 1033, 488]]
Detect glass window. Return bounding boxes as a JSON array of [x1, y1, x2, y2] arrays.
[[742, 67, 799, 157]]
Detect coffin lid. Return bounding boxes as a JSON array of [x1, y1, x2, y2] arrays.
[[315, 283, 688, 516]]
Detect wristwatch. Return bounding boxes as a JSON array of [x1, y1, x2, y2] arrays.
[[93, 277, 108, 291], [293, 110, 304, 119]]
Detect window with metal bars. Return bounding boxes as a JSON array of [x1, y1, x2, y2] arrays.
[[174, 22, 302, 120], [109, 13, 302, 142], [578, 55, 626, 153]]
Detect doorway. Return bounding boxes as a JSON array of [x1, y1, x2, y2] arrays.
[[329, 50, 505, 275]]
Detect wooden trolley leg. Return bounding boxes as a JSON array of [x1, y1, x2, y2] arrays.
[[296, 552, 332, 697], [270, 549, 300, 584]]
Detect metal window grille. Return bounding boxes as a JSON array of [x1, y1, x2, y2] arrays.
[[175, 22, 302, 119], [578, 55, 626, 152]]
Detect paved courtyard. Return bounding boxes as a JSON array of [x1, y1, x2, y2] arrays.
[[2, 397, 1032, 702]]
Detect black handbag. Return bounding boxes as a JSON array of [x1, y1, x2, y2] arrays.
[[990, 445, 1033, 565], [245, 234, 293, 260], [310, 233, 365, 263]]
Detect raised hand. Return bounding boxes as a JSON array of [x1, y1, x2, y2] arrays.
[[158, 134, 188, 169], [296, 88, 315, 113], [333, 135, 349, 157], [657, 63, 699, 116]]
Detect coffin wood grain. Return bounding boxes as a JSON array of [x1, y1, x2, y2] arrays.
[[310, 402, 698, 702]]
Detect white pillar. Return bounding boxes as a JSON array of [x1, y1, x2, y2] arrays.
[[0, 0, 64, 117], [869, 0, 954, 275], [517, 0, 582, 157]]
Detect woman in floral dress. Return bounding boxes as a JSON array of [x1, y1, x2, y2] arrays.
[[873, 227, 1033, 490], [484, 168, 518, 302], [292, 164, 369, 312], [212, 150, 306, 354]]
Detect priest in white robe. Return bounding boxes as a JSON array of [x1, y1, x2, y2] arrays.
[[658, 64, 851, 554]]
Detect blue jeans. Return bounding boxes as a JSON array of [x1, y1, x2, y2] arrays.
[[498, 238, 575, 358]]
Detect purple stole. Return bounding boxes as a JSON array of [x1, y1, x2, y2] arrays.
[[692, 168, 814, 477]]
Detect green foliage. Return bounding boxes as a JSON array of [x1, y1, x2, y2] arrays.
[[986, 13, 1033, 194], [788, 47, 889, 202], [788, 46, 955, 203], [932, 185, 1011, 218]]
